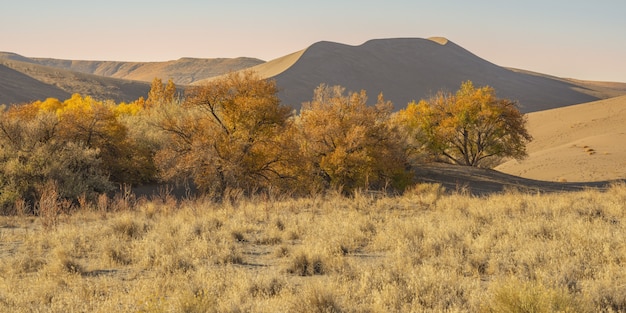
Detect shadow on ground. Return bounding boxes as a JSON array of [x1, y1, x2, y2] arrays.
[[414, 162, 624, 196]]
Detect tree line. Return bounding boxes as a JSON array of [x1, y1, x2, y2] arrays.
[[0, 71, 531, 213]]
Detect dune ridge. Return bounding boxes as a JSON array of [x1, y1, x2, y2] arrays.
[[240, 49, 306, 79], [218, 37, 604, 112], [427, 36, 449, 45]]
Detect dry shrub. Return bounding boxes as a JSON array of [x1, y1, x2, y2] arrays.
[[248, 276, 285, 298], [110, 185, 136, 212], [110, 216, 149, 240], [46, 248, 86, 276], [96, 193, 109, 213], [4, 254, 46, 276], [174, 289, 218, 313], [274, 245, 291, 258], [105, 242, 133, 266], [290, 284, 344, 313], [255, 232, 283, 245], [37, 181, 63, 229], [482, 279, 588, 313], [214, 243, 244, 265], [286, 251, 325, 276]]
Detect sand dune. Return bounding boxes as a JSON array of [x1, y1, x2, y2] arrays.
[[213, 37, 612, 112], [495, 95, 626, 182]]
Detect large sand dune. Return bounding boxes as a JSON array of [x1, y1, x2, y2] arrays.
[[496, 95, 626, 182], [216, 37, 610, 112]]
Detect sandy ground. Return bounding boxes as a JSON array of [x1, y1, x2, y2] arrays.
[[496, 95, 626, 182]]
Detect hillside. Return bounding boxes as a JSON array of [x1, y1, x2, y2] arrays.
[[0, 63, 70, 104], [209, 37, 626, 112], [0, 52, 264, 85], [495, 95, 626, 182], [0, 57, 151, 105]]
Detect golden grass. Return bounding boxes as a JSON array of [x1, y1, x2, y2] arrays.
[[1, 184, 626, 312]]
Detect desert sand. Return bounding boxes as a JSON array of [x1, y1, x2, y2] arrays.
[[242, 49, 306, 79], [496, 95, 626, 182]]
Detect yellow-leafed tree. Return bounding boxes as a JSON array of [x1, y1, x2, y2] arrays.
[[153, 71, 292, 198], [40, 94, 155, 184], [146, 78, 177, 108], [398, 81, 532, 167], [0, 104, 112, 212], [296, 84, 411, 194]]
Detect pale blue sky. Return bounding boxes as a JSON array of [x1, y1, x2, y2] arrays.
[[1, 0, 625, 82]]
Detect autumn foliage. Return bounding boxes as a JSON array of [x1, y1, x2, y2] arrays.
[[398, 81, 532, 167], [0, 74, 532, 212], [153, 71, 293, 198], [296, 85, 411, 194]]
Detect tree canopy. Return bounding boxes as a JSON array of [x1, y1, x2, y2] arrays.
[[296, 85, 411, 194], [398, 81, 532, 167], [153, 71, 293, 198]]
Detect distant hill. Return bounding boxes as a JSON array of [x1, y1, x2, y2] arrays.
[[0, 63, 70, 104], [0, 52, 264, 85], [0, 57, 151, 105], [208, 37, 626, 112]]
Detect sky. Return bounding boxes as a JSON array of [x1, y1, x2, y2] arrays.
[[1, 0, 625, 82]]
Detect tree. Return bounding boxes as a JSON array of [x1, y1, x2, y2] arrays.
[[16, 94, 157, 185], [53, 94, 156, 184], [296, 84, 411, 194], [146, 78, 177, 108], [398, 81, 532, 167], [0, 106, 112, 212], [152, 71, 292, 197]]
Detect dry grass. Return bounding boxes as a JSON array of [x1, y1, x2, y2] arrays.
[[1, 184, 626, 312]]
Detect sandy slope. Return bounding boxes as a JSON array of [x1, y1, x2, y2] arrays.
[[243, 50, 306, 79], [495, 95, 626, 182]]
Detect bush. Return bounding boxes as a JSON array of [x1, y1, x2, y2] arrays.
[[0, 110, 113, 213]]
